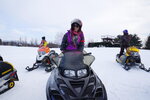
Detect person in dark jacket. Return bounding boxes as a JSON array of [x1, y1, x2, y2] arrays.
[[119, 29, 131, 57], [60, 19, 85, 52]]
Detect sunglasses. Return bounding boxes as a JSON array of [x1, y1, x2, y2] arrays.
[[73, 24, 80, 28]]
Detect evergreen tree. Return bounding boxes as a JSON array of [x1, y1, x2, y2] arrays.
[[113, 35, 122, 47], [114, 34, 142, 48], [0, 39, 2, 45], [129, 34, 142, 48], [145, 35, 150, 49]]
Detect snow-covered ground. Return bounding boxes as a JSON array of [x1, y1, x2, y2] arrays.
[[0, 46, 150, 100]]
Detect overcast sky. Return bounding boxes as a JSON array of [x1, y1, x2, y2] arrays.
[[0, 0, 150, 44]]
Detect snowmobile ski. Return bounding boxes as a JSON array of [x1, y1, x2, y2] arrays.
[[45, 65, 55, 72], [139, 63, 150, 72], [25, 63, 39, 71]]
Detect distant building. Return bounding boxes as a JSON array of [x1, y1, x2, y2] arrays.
[[88, 35, 120, 47]]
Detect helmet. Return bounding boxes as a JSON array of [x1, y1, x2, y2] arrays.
[[123, 29, 128, 35], [71, 19, 82, 27], [42, 36, 45, 40]]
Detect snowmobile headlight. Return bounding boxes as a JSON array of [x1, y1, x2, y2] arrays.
[[64, 70, 75, 77], [38, 51, 46, 56], [130, 52, 139, 56], [77, 69, 87, 77]]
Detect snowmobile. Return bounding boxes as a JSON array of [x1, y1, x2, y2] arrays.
[[0, 56, 3, 61], [26, 47, 58, 72], [116, 46, 150, 71], [46, 51, 107, 100], [0, 61, 19, 94]]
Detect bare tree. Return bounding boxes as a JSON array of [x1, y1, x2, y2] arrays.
[[30, 38, 34, 46], [34, 39, 38, 47], [24, 37, 27, 46], [54, 32, 64, 45]]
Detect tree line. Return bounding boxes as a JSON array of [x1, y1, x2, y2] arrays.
[[0, 38, 59, 48], [0, 34, 150, 49]]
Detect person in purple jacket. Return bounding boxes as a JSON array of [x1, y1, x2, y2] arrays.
[[60, 19, 85, 52]]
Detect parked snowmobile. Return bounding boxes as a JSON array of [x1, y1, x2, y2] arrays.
[[0, 56, 3, 61], [116, 46, 150, 71], [26, 47, 58, 72], [46, 51, 107, 100], [0, 61, 19, 94]]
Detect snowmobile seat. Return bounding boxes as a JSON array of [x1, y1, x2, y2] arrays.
[[0, 61, 14, 78]]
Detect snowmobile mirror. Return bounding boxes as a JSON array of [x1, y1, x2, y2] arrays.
[[83, 54, 95, 67], [51, 56, 61, 67]]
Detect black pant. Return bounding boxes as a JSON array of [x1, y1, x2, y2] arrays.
[[119, 45, 129, 57]]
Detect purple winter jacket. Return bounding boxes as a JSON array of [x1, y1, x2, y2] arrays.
[[60, 30, 85, 51]]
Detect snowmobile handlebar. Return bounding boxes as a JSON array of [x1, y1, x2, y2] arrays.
[[83, 52, 92, 56]]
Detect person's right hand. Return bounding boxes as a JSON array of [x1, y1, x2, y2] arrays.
[[61, 50, 65, 54]]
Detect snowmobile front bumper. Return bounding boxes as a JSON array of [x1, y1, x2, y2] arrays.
[[46, 69, 107, 100]]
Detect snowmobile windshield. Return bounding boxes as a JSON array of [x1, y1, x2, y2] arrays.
[[59, 51, 95, 70], [52, 51, 95, 68], [59, 51, 85, 71], [130, 51, 139, 57]]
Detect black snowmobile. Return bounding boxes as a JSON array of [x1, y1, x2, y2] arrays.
[[26, 49, 58, 72], [116, 46, 150, 71], [0, 61, 19, 94], [46, 51, 107, 100], [0, 56, 3, 61]]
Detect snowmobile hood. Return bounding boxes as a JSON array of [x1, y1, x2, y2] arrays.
[[46, 68, 107, 100], [127, 46, 139, 53], [38, 47, 50, 54]]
